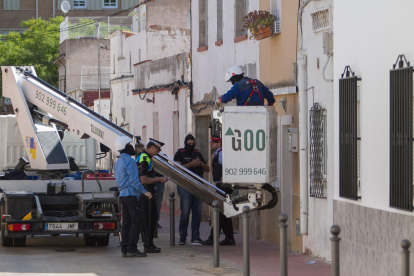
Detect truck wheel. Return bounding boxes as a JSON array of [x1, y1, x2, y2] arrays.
[[1, 224, 13, 247], [14, 236, 26, 247], [83, 234, 97, 246], [96, 236, 109, 246]]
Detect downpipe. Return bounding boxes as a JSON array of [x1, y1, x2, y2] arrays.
[[298, 51, 308, 235]]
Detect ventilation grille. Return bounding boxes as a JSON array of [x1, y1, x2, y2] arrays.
[[311, 9, 330, 32]]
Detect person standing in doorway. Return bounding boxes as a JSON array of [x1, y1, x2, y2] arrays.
[[174, 134, 210, 245]]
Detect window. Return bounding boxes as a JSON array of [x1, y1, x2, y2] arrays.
[[311, 8, 331, 33], [104, 0, 117, 8], [235, 0, 248, 38], [339, 66, 360, 200], [198, 0, 208, 47], [216, 0, 223, 42], [310, 103, 326, 198], [390, 55, 413, 211], [4, 0, 19, 10], [74, 0, 86, 9]]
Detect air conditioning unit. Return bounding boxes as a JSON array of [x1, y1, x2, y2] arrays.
[[271, 19, 281, 36]]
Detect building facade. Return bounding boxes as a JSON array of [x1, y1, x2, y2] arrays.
[[0, 0, 140, 35], [109, 0, 191, 210], [334, 1, 414, 274], [297, 0, 334, 260]]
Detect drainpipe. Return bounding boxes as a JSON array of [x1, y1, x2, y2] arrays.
[[187, 54, 193, 134], [298, 51, 308, 235], [36, 0, 38, 19], [53, 0, 55, 18], [187, 1, 194, 135]]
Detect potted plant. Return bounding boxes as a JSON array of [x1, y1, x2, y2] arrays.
[[242, 10, 277, 40]]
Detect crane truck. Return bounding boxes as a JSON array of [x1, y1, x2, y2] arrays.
[[0, 66, 278, 247]]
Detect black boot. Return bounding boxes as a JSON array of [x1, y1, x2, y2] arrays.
[[144, 244, 161, 253], [219, 238, 236, 246]]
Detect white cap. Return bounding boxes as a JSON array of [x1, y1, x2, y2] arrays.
[[225, 66, 244, 82], [114, 136, 133, 151]]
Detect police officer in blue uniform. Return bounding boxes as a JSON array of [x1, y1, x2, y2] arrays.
[[216, 66, 276, 106], [114, 136, 152, 257], [136, 138, 169, 253]]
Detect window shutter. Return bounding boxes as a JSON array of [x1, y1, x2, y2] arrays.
[[4, 0, 20, 10], [122, 0, 139, 10], [58, 0, 74, 10], [87, 0, 103, 10]]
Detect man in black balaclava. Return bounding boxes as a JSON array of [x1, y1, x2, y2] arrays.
[[173, 134, 210, 245]]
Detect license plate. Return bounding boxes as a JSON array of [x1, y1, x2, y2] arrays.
[[45, 223, 78, 231]]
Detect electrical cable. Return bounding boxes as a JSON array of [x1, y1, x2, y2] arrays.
[[322, 51, 333, 82]]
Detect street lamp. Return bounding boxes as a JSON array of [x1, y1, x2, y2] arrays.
[[98, 43, 109, 115]]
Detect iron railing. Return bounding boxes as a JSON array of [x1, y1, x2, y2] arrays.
[[310, 102, 325, 198], [390, 55, 413, 211], [339, 66, 360, 200]]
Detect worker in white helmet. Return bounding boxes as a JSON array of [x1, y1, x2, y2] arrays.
[[114, 136, 152, 258], [216, 66, 275, 106]]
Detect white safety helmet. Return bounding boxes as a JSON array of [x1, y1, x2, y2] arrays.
[[115, 136, 133, 151], [225, 66, 244, 82]]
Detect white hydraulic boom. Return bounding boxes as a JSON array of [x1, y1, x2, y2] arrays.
[[1, 66, 277, 217]]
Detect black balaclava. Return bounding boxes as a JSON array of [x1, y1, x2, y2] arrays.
[[230, 74, 244, 85], [184, 134, 195, 153], [121, 144, 136, 156]]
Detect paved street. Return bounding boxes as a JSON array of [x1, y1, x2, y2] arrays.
[[0, 213, 330, 276]]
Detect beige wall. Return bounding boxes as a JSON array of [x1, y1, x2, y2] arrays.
[[259, 0, 298, 89], [255, 0, 301, 252]]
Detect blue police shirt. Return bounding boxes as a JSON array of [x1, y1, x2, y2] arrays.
[[114, 153, 147, 198], [220, 77, 276, 106]]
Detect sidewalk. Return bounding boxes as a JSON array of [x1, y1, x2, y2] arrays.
[[158, 212, 331, 276]]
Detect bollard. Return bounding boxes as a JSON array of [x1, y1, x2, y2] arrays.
[[154, 187, 158, 239], [401, 239, 411, 276], [330, 225, 341, 276], [169, 192, 175, 246], [243, 206, 250, 276], [212, 200, 220, 267], [279, 214, 288, 276]]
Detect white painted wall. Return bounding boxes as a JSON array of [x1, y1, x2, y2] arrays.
[[334, 0, 414, 216], [300, 0, 334, 260], [191, 0, 260, 103]]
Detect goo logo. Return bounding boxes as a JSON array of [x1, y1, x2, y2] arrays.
[[225, 127, 265, 152]]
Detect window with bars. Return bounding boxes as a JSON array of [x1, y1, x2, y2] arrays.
[[339, 66, 360, 200], [104, 0, 117, 8], [310, 103, 326, 198], [390, 55, 413, 211]]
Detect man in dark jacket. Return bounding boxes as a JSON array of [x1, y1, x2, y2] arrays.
[[174, 134, 210, 245]]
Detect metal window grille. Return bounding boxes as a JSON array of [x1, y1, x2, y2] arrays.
[[310, 102, 326, 198], [339, 66, 360, 200], [311, 9, 330, 32], [390, 55, 413, 211]]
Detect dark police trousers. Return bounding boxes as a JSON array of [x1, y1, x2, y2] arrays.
[[139, 191, 158, 247], [208, 183, 234, 241], [120, 196, 143, 253]]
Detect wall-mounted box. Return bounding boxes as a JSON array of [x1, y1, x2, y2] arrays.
[[288, 128, 298, 152]]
